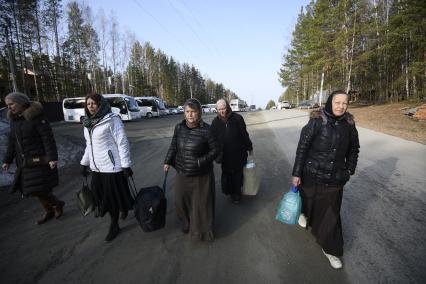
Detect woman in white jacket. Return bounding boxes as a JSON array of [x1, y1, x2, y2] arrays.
[[80, 93, 134, 242]]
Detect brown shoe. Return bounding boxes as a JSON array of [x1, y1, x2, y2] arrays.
[[36, 210, 55, 225], [54, 200, 65, 219]]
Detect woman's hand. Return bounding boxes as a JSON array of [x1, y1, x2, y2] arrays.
[[2, 163, 9, 171], [292, 176, 301, 187], [163, 164, 170, 172], [49, 161, 57, 169]]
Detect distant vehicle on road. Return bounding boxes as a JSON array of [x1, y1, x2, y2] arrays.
[[135, 96, 167, 118], [298, 100, 318, 109], [202, 105, 214, 113], [277, 101, 292, 109], [207, 104, 217, 112], [230, 99, 248, 112]]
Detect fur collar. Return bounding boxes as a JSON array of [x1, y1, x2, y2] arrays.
[[7, 101, 44, 121], [310, 108, 355, 125]]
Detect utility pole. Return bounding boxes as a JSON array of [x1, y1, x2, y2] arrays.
[[5, 26, 18, 92]]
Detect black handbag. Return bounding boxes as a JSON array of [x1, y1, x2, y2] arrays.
[[76, 177, 94, 216]]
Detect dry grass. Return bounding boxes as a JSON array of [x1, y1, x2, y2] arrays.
[[348, 102, 426, 145]]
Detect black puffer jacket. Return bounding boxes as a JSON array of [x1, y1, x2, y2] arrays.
[[3, 102, 59, 196], [164, 120, 219, 176], [292, 108, 360, 186], [211, 112, 253, 171]]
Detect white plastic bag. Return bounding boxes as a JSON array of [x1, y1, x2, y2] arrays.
[[242, 159, 260, 195]]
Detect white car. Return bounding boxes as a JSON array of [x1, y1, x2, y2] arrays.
[[202, 105, 213, 113], [278, 101, 291, 109]]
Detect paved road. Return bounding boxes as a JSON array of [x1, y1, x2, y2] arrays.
[[0, 110, 425, 283]]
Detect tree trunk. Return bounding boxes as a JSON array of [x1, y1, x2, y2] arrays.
[[5, 26, 18, 92], [346, 7, 356, 94]]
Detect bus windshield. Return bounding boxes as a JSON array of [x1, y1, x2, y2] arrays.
[[125, 97, 140, 112], [63, 99, 85, 109]]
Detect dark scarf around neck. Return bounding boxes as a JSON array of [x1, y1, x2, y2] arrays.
[[83, 97, 111, 129]]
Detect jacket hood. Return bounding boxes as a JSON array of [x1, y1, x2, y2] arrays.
[[7, 101, 44, 121], [310, 108, 355, 125]]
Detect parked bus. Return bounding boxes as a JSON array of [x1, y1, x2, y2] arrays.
[[62, 97, 86, 123], [230, 99, 248, 112], [103, 94, 141, 121], [62, 94, 141, 122], [135, 96, 167, 118]]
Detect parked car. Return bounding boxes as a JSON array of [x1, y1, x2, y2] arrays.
[[277, 101, 292, 109], [169, 108, 179, 115], [298, 100, 318, 109], [202, 105, 213, 113]]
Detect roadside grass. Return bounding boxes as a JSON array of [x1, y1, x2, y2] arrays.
[[349, 102, 426, 145]]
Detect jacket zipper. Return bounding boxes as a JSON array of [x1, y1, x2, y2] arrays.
[[88, 129, 100, 172]]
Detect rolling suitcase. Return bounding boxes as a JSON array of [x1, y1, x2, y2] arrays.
[[130, 172, 168, 232]]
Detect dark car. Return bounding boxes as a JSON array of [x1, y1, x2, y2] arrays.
[[299, 100, 319, 109]]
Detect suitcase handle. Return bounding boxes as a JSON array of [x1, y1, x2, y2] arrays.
[[128, 171, 168, 199]]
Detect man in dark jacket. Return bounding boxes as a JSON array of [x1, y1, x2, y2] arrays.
[[2, 92, 64, 225], [211, 99, 253, 204]]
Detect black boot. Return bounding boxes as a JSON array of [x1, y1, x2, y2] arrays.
[[119, 210, 128, 220], [105, 213, 120, 242], [105, 223, 120, 242], [46, 194, 65, 219], [36, 196, 55, 225]]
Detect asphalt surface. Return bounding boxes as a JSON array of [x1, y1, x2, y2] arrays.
[[0, 110, 425, 284]]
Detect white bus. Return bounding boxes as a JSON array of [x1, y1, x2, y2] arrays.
[[63, 97, 86, 123], [135, 96, 167, 118], [230, 99, 248, 112], [103, 94, 141, 121], [62, 94, 141, 122]]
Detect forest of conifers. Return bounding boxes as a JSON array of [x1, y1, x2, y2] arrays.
[[279, 0, 425, 104], [0, 0, 238, 106]]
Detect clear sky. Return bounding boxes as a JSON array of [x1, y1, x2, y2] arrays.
[[76, 0, 310, 108]]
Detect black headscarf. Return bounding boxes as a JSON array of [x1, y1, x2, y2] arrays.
[[324, 90, 349, 119], [82, 95, 111, 129]]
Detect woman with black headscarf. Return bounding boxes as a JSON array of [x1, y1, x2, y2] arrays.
[[211, 98, 253, 204], [164, 98, 220, 241], [80, 93, 134, 242], [291, 90, 360, 269]]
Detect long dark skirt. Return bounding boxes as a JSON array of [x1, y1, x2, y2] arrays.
[[299, 181, 344, 256], [175, 170, 215, 241], [221, 168, 243, 196], [91, 171, 134, 218]]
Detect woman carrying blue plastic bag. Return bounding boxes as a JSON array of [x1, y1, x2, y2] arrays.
[[276, 185, 301, 224], [291, 90, 360, 269]]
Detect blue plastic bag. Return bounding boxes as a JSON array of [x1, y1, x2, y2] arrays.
[[275, 186, 302, 224]]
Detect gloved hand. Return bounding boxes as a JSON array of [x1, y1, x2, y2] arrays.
[[80, 165, 89, 177], [122, 167, 133, 177]]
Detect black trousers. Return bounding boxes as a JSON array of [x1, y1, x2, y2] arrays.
[[221, 168, 243, 197]]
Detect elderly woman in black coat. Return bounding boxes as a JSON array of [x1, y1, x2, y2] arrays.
[[2, 92, 64, 225], [164, 98, 220, 241], [292, 90, 360, 269], [211, 99, 253, 204]]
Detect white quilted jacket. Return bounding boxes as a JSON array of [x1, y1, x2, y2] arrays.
[[80, 113, 131, 172]]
